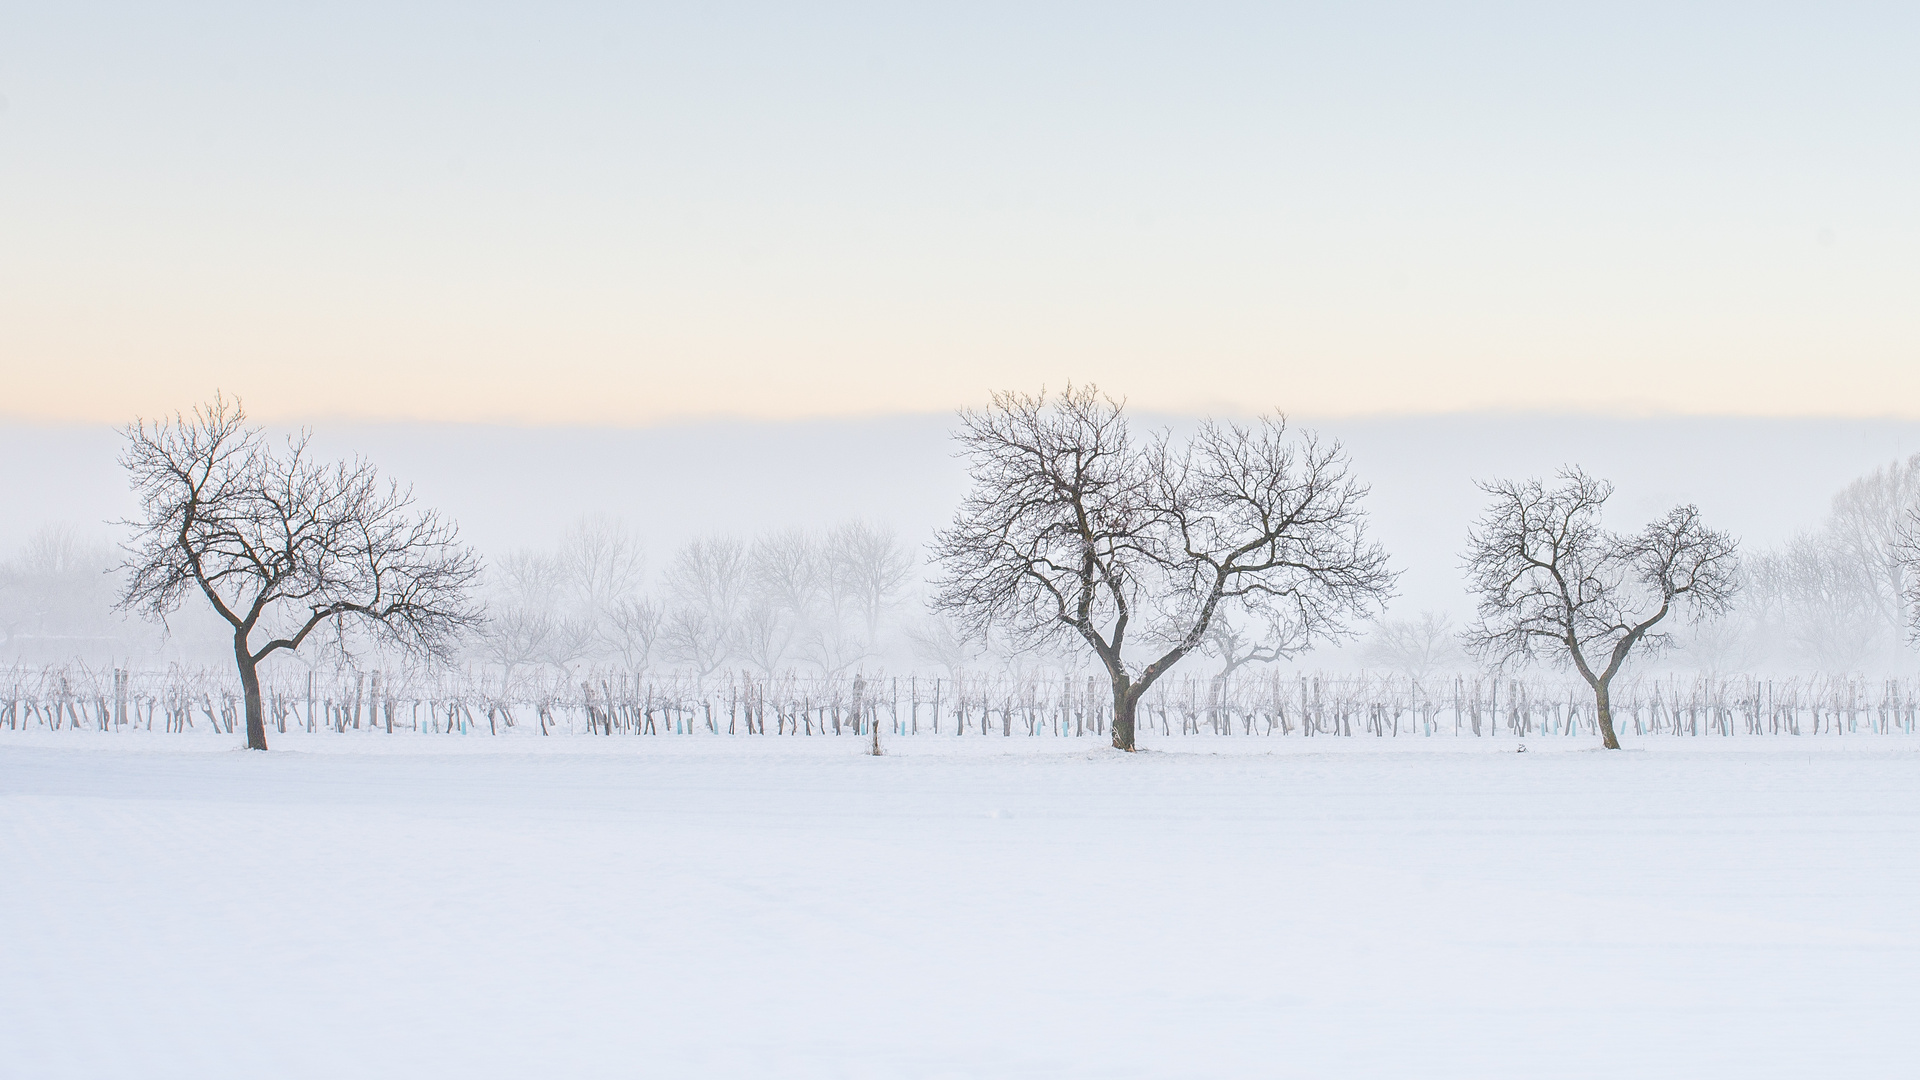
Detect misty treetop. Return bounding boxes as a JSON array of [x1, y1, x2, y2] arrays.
[[1742, 455, 1920, 668], [479, 518, 918, 683], [0, 527, 125, 656]]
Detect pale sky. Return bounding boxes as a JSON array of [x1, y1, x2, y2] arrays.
[[3, 2, 1916, 424]]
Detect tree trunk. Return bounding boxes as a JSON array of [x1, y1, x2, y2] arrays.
[[1593, 681, 1622, 750], [236, 646, 268, 751], [1111, 684, 1138, 751]]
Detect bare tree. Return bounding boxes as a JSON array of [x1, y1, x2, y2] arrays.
[[604, 596, 664, 671], [739, 528, 815, 674], [478, 548, 590, 675], [1359, 611, 1466, 680], [1829, 455, 1920, 630], [480, 548, 563, 674], [1747, 533, 1883, 671], [1825, 455, 1920, 659], [1461, 468, 1738, 749], [734, 599, 794, 675], [793, 604, 867, 678], [476, 518, 647, 674], [826, 520, 916, 648], [561, 515, 647, 624], [741, 525, 878, 677], [1717, 457, 1920, 673], [494, 548, 568, 613], [116, 396, 482, 750], [931, 386, 1393, 750], [906, 612, 986, 682], [1903, 506, 1920, 645], [481, 605, 559, 684], [0, 526, 127, 656], [796, 529, 868, 677], [662, 536, 747, 680]]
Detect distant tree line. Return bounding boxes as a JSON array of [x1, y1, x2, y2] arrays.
[[2, 391, 1919, 752], [476, 516, 917, 683]]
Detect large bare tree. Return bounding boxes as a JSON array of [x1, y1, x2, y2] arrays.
[[931, 386, 1393, 750], [117, 396, 482, 750], [1461, 467, 1738, 749]]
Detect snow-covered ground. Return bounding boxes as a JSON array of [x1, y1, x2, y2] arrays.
[[5, 730, 1918, 1078]]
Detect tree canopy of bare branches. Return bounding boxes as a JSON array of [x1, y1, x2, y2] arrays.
[[1828, 453, 1920, 642], [829, 520, 916, 646], [479, 518, 647, 678], [0, 526, 125, 655], [1744, 532, 1885, 671], [1202, 609, 1317, 678], [1359, 611, 1467, 680], [930, 385, 1394, 750], [116, 395, 482, 750], [1461, 467, 1738, 749], [1903, 511, 1920, 647], [733, 523, 914, 677], [662, 536, 748, 680]]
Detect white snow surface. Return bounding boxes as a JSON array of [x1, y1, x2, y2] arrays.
[[4, 730, 1918, 1078]]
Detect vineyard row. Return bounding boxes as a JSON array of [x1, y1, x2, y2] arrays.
[[5, 665, 1919, 740]]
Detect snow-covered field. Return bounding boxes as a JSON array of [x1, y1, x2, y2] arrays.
[[5, 731, 1918, 1078]]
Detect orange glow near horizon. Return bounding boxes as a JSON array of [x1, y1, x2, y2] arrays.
[[3, 6, 1916, 425]]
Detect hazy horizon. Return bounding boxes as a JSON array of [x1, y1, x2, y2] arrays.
[[10, 410, 1920, 668]]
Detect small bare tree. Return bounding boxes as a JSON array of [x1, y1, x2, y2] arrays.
[[560, 515, 647, 619], [826, 520, 916, 649], [931, 386, 1393, 750], [1360, 611, 1466, 680], [0, 526, 126, 653], [739, 528, 816, 674], [907, 613, 988, 682], [480, 548, 571, 676], [481, 605, 559, 684], [605, 596, 664, 671], [662, 536, 747, 680], [1461, 467, 1738, 749], [1747, 532, 1883, 670], [116, 396, 482, 750]]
